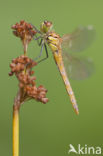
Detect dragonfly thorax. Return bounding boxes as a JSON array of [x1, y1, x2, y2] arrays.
[[46, 32, 62, 53]]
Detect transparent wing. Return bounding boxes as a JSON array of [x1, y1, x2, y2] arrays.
[[62, 52, 94, 80], [62, 25, 95, 52]]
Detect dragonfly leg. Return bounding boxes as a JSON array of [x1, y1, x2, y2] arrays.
[[29, 23, 41, 34], [34, 35, 41, 41], [32, 34, 42, 46], [25, 44, 43, 67], [37, 44, 49, 63], [33, 43, 44, 61], [38, 39, 43, 46]]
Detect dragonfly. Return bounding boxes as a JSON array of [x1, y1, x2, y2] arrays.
[[31, 21, 95, 115]]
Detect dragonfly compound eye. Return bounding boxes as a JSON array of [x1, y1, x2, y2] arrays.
[[44, 21, 52, 27], [40, 21, 53, 33]]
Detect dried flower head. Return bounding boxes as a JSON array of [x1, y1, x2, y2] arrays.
[[11, 20, 37, 47], [9, 55, 48, 109]]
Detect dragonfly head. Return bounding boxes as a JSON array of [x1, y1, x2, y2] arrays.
[[40, 21, 53, 33]]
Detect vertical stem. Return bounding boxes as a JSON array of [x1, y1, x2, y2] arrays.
[[13, 106, 19, 156], [23, 40, 28, 56]]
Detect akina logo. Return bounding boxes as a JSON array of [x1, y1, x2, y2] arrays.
[[68, 144, 102, 155]]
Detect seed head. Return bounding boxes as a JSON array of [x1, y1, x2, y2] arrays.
[[11, 20, 37, 45], [9, 55, 48, 107]]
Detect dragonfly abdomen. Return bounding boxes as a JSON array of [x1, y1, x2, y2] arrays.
[[53, 51, 79, 115]]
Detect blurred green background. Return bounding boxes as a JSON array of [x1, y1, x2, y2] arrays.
[[0, 0, 103, 155]]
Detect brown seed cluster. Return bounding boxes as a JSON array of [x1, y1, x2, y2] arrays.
[[11, 20, 37, 44], [9, 55, 48, 106]]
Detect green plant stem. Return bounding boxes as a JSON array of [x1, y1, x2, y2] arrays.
[[13, 105, 19, 156]]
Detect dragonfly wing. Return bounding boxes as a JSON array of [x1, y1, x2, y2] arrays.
[[62, 25, 95, 52], [62, 52, 94, 80]]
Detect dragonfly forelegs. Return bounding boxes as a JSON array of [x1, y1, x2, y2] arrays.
[[37, 44, 49, 63], [25, 44, 43, 67], [29, 23, 41, 34], [33, 43, 44, 61], [33, 35, 42, 46]]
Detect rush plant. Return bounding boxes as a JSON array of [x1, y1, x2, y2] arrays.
[[9, 20, 48, 156]]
